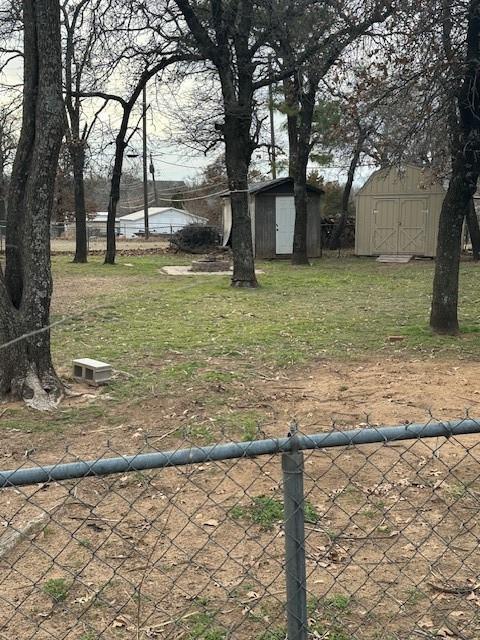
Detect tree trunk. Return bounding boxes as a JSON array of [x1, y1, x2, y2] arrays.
[[430, 172, 471, 334], [0, 0, 65, 408], [283, 78, 299, 177], [430, 0, 480, 334], [71, 143, 88, 263], [282, 77, 311, 265], [286, 73, 317, 266], [329, 131, 365, 250], [292, 172, 309, 265], [224, 114, 257, 288], [0, 129, 6, 221], [466, 197, 480, 260], [105, 127, 128, 265]]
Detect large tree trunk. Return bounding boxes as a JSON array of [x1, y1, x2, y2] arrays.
[[0, 0, 65, 408], [466, 197, 480, 260], [430, 0, 480, 334], [224, 113, 257, 288], [430, 172, 471, 334], [292, 166, 309, 265], [0, 129, 6, 221], [71, 142, 88, 263]]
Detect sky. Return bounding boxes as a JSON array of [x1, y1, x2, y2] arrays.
[[1, 51, 374, 190]]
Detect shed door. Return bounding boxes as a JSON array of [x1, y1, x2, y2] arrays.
[[371, 199, 397, 254], [275, 196, 295, 254], [398, 198, 427, 254]]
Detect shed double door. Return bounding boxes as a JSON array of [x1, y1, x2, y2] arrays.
[[371, 197, 428, 254]]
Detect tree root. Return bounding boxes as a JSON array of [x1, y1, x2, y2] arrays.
[[22, 369, 64, 411]]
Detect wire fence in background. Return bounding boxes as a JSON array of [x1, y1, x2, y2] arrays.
[[0, 221, 189, 256], [1, 221, 357, 257], [0, 418, 480, 639]]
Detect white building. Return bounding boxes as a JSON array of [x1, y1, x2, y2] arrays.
[[118, 207, 207, 238]]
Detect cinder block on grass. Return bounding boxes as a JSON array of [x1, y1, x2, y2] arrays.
[[73, 358, 112, 385]]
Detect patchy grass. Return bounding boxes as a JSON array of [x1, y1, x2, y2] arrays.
[[3, 255, 480, 434], [183, 611, 226, 640], [42, 578, 70, 602], [257, 628, 286, 640], [308, 593, 354, 639], [230, 495, 319, 530]]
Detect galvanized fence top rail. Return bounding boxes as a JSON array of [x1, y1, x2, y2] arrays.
[[1, 419, 478, 488]]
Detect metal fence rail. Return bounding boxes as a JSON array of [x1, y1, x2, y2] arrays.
[[0, 418, 479, 639]]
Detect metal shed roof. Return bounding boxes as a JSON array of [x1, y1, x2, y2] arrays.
[[220, 177, 324, 197], [249, 177, 324, 195]]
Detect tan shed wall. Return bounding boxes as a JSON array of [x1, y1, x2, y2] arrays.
[[355, 166, 445, 257]]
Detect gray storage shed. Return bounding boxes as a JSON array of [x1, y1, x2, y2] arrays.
[[222, 177, 323, 258], [355, 165, 445, 257]]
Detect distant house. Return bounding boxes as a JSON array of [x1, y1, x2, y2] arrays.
[[118, 207, 207, 238], [355, 165, 445, 257], [90, 212, 120, 236], [221, 177, 323, 259]]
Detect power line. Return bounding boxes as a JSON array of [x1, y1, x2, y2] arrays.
[[121, 177, 229, 194], [158, 188, 248, 203]]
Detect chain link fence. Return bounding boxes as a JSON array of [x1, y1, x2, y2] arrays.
[[0, 418, 479, 639], [0, 221, 185, 256]]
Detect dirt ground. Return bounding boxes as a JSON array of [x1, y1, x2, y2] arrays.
[[2, 357, 479, 462], [1, 358, 480, 639]]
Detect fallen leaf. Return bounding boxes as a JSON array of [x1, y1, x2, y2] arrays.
[[73, 593, 95, 604], [418, 617, 434, 629], [203, 519, 219, 527], [437, 626, 454, 637]]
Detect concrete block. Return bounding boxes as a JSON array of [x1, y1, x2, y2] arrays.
[[73, 358, 113, 385]]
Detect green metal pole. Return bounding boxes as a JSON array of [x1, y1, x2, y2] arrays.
[[282, 428, 308, 640]]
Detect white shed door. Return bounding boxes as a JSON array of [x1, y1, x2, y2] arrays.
[[276, 196, 295, 254]]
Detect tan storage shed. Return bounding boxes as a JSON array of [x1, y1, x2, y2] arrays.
[[355, 165, 445, 257]]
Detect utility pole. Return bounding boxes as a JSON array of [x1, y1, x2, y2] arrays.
[[149, 153, 159, 206], [142, 84, 149, 239], [268, 54, 277, 180]]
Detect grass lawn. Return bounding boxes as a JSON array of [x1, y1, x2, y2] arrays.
[[3, 254, 480, 435]]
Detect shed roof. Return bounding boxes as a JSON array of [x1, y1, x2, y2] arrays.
[[357, 164, 445, 197], [220, 177, 324, 197], [250, 177, 324, 195]]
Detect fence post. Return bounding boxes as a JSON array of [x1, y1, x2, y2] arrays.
[[282, 426, 308, 640]]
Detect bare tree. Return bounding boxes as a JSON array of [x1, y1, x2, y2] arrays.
[[430, 0, 480, 333], [272, 1, 392, 265], [76, 1, 200, 264], [171, 0, 274, 287], [0, 0, 65, 408], [62, 0, 109, 263], [329, 123, 369, 250]]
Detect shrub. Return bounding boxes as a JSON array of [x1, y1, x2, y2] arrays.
[[170, 224, 221, 254]]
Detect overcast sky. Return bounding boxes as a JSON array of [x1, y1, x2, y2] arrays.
[[1, 55, 373, 189]]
